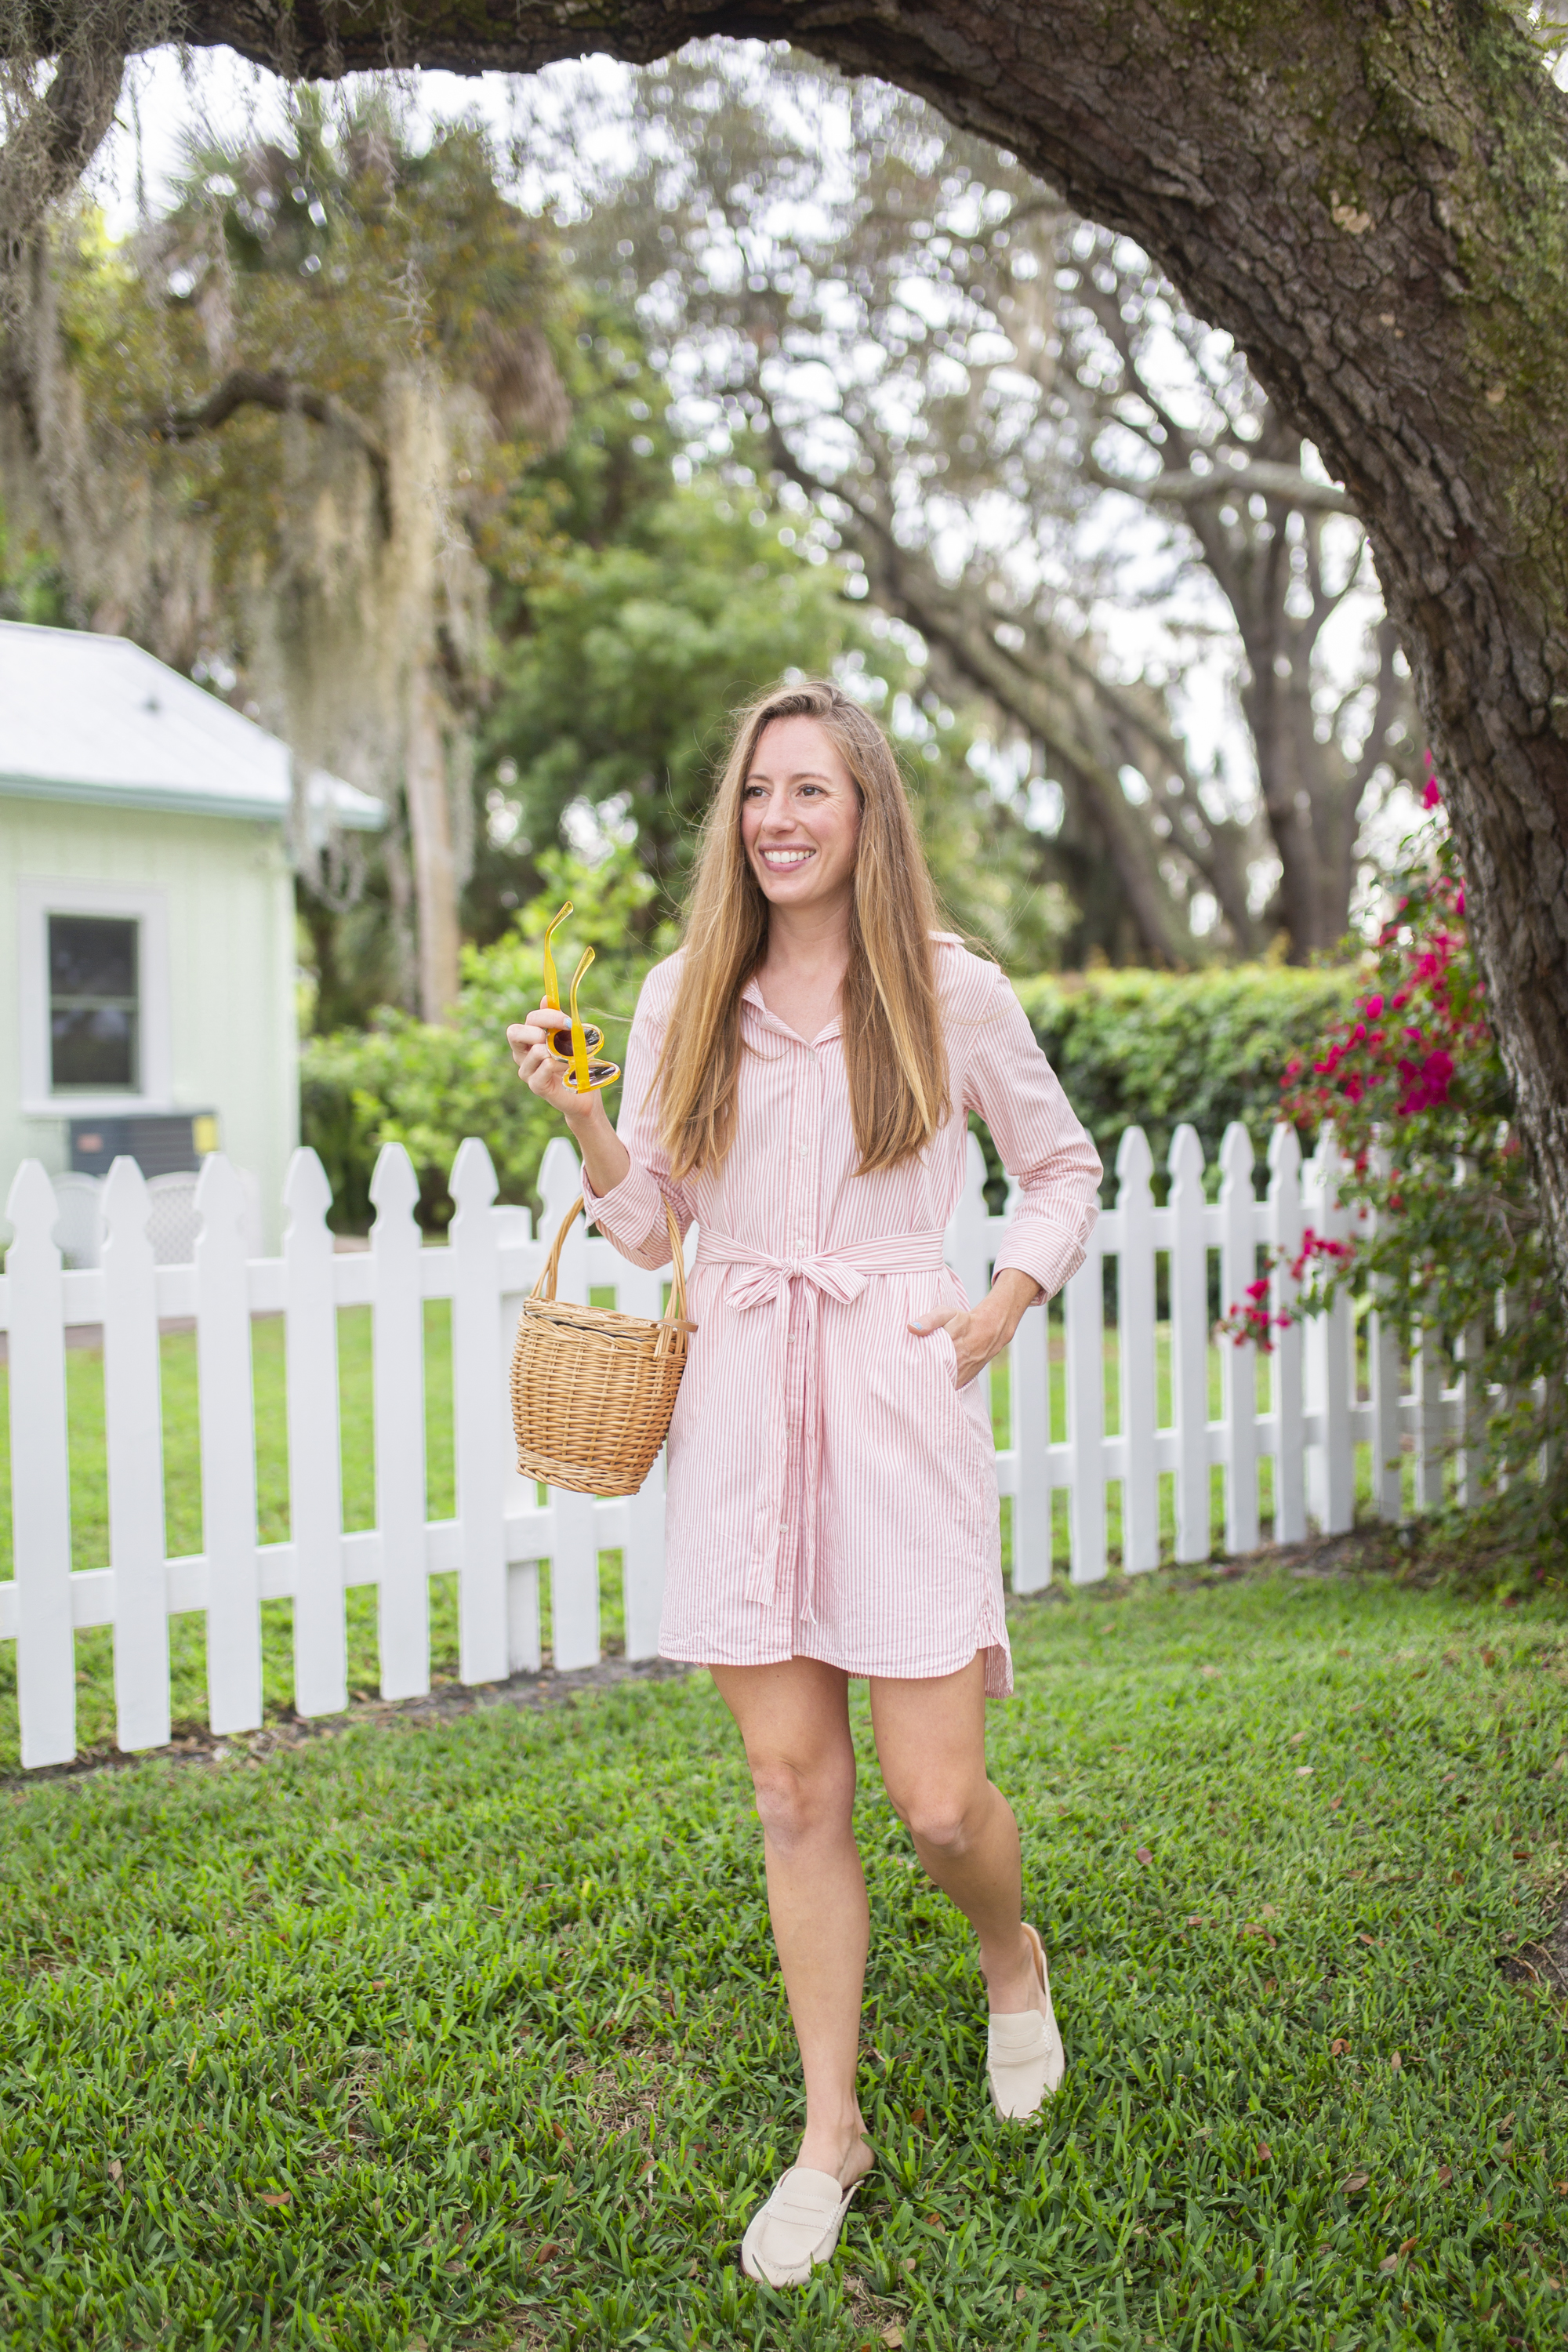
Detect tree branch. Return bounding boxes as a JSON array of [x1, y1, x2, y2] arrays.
[[1093, 457, 1357, 514], [0, 37, 127, 285], [141, 368, 390, 524]]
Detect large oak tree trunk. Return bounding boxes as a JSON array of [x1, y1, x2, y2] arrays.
[[26, 0, 1568, 1287]]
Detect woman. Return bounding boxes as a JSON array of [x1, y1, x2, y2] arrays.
[[506, 681, 1102, 2288]]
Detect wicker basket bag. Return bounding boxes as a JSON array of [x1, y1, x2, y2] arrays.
[[510, 1195, 691, 1495]]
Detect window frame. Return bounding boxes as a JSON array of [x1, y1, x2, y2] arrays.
[[18, 880, 172, 1116]]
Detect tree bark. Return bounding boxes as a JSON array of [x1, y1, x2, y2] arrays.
[[32, 0, 1567, 1290]]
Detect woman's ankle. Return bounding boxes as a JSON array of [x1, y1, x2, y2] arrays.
[[980, 1925, 1039, 2013], [797, 2110, 869, 2180]]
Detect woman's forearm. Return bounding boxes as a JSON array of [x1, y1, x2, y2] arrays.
[[566, 1094, 633, 1200]]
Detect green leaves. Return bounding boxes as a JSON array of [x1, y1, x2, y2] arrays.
[[1015, 961, 1358, 1179]]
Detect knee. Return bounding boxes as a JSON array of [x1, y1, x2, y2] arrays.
[[886, 1778, 985, 1856], [749, 1756, 854, 1851]]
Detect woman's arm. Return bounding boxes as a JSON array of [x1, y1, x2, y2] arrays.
[[909, 963, 1102, 1388]]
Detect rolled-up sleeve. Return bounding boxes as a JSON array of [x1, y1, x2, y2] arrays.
[[581, 967, 695, 1271], [962, 968, 1102, 1302]]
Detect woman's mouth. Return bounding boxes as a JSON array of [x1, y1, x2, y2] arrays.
[[758, 846, 815, 873]]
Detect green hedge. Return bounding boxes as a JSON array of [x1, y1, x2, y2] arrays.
[[1014, 962, 1358, 1187], [303, 929, 1358, 1231]]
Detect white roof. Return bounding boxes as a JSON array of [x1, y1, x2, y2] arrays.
[[0, 619, 383, 829]]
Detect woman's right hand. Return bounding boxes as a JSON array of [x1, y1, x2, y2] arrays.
[[506, 1000, 589, 1120], [506, 1001, 633, 1196]]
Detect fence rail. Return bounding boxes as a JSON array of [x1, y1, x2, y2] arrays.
[[1, 1122, 1485, 1769]]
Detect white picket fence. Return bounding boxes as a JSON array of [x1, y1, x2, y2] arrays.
[[0, 1120, 1489, 1770]]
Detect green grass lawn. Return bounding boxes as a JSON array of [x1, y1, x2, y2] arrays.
[[2, 1564, 1566, 2350]]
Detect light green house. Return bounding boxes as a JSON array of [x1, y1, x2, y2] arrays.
[[1, 620, 381, 1249]]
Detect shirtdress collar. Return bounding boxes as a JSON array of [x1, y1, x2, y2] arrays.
[[741, 973, 842, 1047]]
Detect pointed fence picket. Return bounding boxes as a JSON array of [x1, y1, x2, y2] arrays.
[[370, 1144, 429, 1704], [0, 1120, 1534, 1768], [5, 1160, 74, 1769], [194, 1152, 263, 1737], [101, 1159, 169, 1755], [1114, 1128, 1159, 1577]]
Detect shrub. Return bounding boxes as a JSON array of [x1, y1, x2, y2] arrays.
[[1218, 799, 1562, 1548], [1014, 962, 1359, 1185], [300, 846, 673, 1232]]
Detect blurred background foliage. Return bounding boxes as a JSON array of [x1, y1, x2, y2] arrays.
[[0, 54, 1438, 1228]]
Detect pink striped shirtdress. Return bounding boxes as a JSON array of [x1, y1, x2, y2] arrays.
[[583, 937, 1102, 1697]]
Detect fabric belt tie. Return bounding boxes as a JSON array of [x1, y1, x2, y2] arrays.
[[692, 1228, 949, 1620]]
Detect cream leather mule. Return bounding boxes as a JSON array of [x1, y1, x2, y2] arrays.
[[986, 1921, 1065, 2121], [740, 2165, 862, 2288]]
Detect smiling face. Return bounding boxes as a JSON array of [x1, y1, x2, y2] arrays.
[[739, 714, 863, 915]]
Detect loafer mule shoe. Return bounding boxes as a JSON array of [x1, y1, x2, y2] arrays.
[[986, 1920, 1065, 2122], [740, 2165, 861, 2288]]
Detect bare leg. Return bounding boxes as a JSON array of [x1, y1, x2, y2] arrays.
[[871, 1656, 1045, 2017], [711, 1657, 876, 2186]]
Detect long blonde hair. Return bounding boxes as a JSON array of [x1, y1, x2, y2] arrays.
[[658, 679, 949, 1180]]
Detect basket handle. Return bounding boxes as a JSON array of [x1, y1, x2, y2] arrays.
[[531, 1192, 691, 1328]]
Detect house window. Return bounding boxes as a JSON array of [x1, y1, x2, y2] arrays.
[[48, 914, 140, 1091]]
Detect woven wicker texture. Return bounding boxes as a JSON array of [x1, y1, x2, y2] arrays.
[[510, 1196, 691, 1496]]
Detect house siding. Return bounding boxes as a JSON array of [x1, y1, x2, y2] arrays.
[[2, 798, 298, 1248]]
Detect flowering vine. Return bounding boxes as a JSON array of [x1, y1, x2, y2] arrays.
[[1218, 778, 1554, 1492]]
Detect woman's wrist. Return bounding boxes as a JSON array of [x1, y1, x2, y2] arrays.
[[982, 1269, 1042, 1345], [565, 1096, 633, 1199]]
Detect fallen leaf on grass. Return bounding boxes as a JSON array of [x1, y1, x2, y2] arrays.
[[1014, 2283, 1028, 2302], [1289, 1731, 1306, 1745], [909, 2106, 927, 2129], [369, 1979, 386, 1991], [259, 2193, 292, 2209], [1198, 1665, 1221, 1678], [1185, 1914, 1204, 1927], [1135, 1846, 1152, 1865], [1399, 2236, 1417, 2256], [1295, 1766, 1315, 1777], [1436, 2165, 1453, 2187], [1343, 2173, 1370, 2195], [107, 2160, 122, 2182], [882, 2330, 906, 2348], [1257, 2142, 1272, 2162], [1379, 2254, 1399, 2274], [1330, 2038, 1351, 2056], [1391, 2052, 1403, 2071], [1356, 1933, 1383, 1948]]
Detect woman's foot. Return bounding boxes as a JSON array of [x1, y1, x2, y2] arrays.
[[985, 1922, 1064, 2120], [739, 2121, 873, 2288]]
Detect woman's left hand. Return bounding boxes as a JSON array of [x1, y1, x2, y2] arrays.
[[910, 1268, 1042, 1390]]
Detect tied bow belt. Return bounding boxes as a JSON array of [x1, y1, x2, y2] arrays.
[[692, 1227, 949, 1619]]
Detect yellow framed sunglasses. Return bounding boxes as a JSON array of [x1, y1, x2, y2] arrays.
[[541, 901, 621, 1095]]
